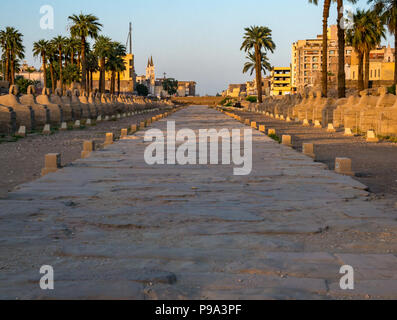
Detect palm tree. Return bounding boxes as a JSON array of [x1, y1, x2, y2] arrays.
[[47, 44, 57, 92], [240, 26, 275, 103], [33, 39, 50, 89], [309, 0, 332, 97], [243, 51, 272, 76], [68, 13, 102, 92], [368, 0, 397, 85], [0, 27, 25, 85], [51, 36, 67, 90], [336, 0, 357, 98], [346, 9, 385, 92], [93, 35, 112, 93], [106, 42, 126, 95], [86, 51, 98, 93]]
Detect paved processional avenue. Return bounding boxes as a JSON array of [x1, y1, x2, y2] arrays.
[[0, 105, 396, 299]]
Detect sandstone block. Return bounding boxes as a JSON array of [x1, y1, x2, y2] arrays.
[[268, 128, 276, 135], [366, 131, 379, 143], [121, 128, 128, 139], [259, 125, 266, 133], [335, 157, 354, 176], [41, 153, 61, 176], [17, 126, 26, 137], [81, 140, 95, 159], [282, 135, 292, 147], [314, 120, 322, 128], [251, 121, 257, 129], [43, 124, 51, 135], [60, 122, 67, 131], [303, 119, 310, 127], [104, 133, 113, 147], [344, 128, 353, 136], [327, 123, 336, 133], [303, 143, 315, 158]]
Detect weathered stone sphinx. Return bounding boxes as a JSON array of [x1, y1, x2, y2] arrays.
[[0, 85, 34, 131], [0, 104, 16, 134], [50, 88, 73, 122], [376, 95, 397, 135], [19, 85, 49, 128], [332, 95, 360, 128], [343, 93, 380, 131], [359, 93, 397, 132], [88, 92, 102, 117], [101, 94, 112, 116], [79, 91, 96, 119], [62, 90, 81, 120], [36, 88, 62, 125], [73, 90, 90, 119], [293, 92, 316, 120]]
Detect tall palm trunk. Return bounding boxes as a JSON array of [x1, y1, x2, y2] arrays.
[[100, 57, 106, 94], [81, 37, 87, 92], [42, 55, 47, 89], [322, 0, 331, 97], [50, 62, 55, 93], [10, 56, 15, 85], [5, 50, 10, 82], [117, 72, 121, 95], [394, 24, 397, 85], [337, 0, 346, 98], [364, 50, 370, 89], [71, 49, 74, 65], [358, 52, 364, 92], [86, 71, 90, 95], [255, 44, 263, 103], [58, 48, 63, 90], [90, 71, 93, 93]]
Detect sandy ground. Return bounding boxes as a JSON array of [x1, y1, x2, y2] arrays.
[[233, 109, 397, 199], [0, 109, 166, 198]]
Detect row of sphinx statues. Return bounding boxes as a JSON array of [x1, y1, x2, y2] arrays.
[[0, 85, 174, 134], [254, 88, 397, 135]]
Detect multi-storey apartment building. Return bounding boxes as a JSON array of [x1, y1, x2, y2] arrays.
[[270, 67, 292, 96], [291, 25, 353, 93]]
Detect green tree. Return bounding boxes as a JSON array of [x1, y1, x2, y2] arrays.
[[346, 9, 385, 92], [240, 26, 275, 103], [136, 83, 149, 96], [33, 39, 50, 89], [51, 35, 67, 90], [94, 35, 112, 93], [242, 51, 272, 76], [162, 78, 178, 96], [68, 13, 102, 92], [86, 50, 98, 93], [106, 42, 126, 95], [0, 27, 25, 85], [368, 0, 397, 85]]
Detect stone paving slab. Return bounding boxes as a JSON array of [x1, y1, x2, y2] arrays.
[[0, 105, 396, 300]]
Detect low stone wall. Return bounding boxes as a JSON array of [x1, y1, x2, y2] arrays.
[[254, 87, 397, 137], [0, 85, 174, 135], [171, 96, 223, 106]]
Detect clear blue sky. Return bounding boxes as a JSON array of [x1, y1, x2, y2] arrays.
[[0, 0, 392, 95]]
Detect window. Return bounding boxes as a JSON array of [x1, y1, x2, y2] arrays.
[[329, 50, 335, 55]]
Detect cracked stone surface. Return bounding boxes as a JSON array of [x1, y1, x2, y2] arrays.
[[0, 105, 396, 300]]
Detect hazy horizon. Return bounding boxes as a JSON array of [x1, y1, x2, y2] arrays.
[[0, 0, 392, 95]]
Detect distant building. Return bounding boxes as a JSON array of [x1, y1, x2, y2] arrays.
[[177, 81, 196, 97], [92, 53, 137, 93], [270, 67, 292, 96], [16, 61, 44, 87], [292, 25, 395, 92], [348, 44, 395, 87]]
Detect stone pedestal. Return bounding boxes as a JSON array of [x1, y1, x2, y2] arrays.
[[303, 143, 315, 158], [366, 131, 379, 143], [81, 140, 95, 159], [104, 133, 114, 147], [41, 153, 61, 176], [282, 135, 292, 147], [335, 157, 354, 176]]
